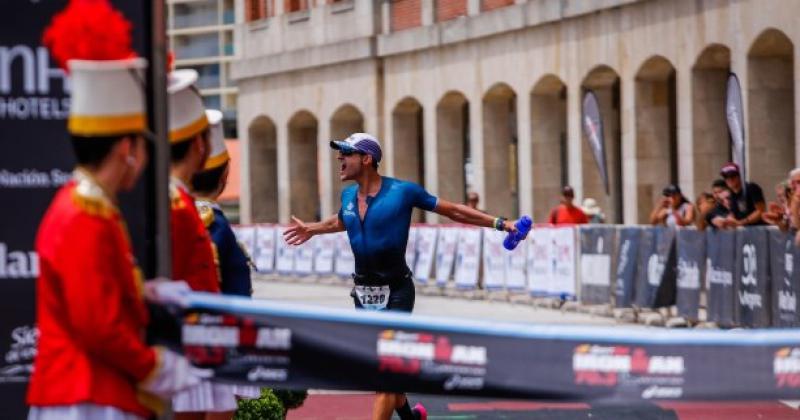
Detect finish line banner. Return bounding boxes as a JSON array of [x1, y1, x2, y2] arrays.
[[170, 292, 800, 401]]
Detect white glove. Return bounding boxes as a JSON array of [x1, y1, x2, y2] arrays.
[[139, 347, 213, 398], [143, 279, 192, 307]]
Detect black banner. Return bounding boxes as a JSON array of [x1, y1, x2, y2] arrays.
[[635, 227, 676, 308], [615, 227, 640, 308], [0, 2, 148, 416], [706, 230, 737, 327], [676, 229, 705, 321], [769, 229, 800, 327], [736, 227, 771, 327], [579, 226, 615, 305], [174, 292, 800, 401]]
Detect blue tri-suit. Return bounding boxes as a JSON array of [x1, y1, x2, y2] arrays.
[[337, 176, 438, 311], [197, 200, 253, 296]]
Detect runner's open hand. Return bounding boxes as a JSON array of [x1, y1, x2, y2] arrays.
[[284, 215, 313, 245]]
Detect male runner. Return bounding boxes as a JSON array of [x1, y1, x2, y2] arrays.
[[283, 133, 523, 420]]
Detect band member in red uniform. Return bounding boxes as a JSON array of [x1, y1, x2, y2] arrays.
[[28, 2, 206, 419], [168, 69, 220, 294], [167, 71, 224, 418]]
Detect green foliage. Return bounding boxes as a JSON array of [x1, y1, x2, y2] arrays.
[[272, 389, 309, 410], [233, 388, 285, 420]]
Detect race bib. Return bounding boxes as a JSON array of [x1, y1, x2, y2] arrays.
[[354, 285, 391, 311]]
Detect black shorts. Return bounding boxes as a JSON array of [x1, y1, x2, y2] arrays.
[[350, 272, 415, 313]]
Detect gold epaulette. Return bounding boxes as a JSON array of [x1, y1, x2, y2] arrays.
[[198, 203, 215, 227], [169, 183, 185, 210], [71, 174, 115, 219]]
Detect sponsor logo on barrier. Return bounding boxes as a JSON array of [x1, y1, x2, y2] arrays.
[[708, 266, 733, 287], [677, 260, 700, 290], [778, 290, 797, 313], [647, 255, 666, 287], [0, 45, 71, 121], [572, 345, 684, 395], [774, 347, 800, 388], [0, 325, 38, 383], [377, 330, 487, 391], [0, 243, 38, 279], [247, 366, 288, 382]]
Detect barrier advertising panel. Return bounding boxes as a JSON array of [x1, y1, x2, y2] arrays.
[[769, 229, 799, 327], [454, 228, 481, 290], [253, 225, 276, 273], [405, 227, 418, 271], [434, 227, 459, 287], [615, 227, 641, 308], [334, 232, 355, 278], [676, 229, 705, 320], [232, 225, 256, 265], [482, 229, 506, 291], [527, 227, 552, 296], [735, 227, 771, 327], [579, 226, 615, 305], [313, 232, 336, 275], [504, 239, 527, 292], [294, 237, 315, 275], [413, 226, 438, 285], [635, 227, 676, 308], [707, 230, 737, 327], [551, 227, 577, 299]]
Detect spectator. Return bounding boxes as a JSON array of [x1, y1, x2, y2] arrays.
[[581, 198, 605, 223], [695, 192, 716, 230], [466, 191, 481, 210], [706, 186, 737, 230], [720, 162, 766, 226], [649, 184, 695, 227], [547, 186, 588, 225], [763, 180, 791, 230], [711, 178, 728, 203]]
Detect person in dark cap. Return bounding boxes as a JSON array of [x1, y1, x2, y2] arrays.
[[719, 162, 765, 226], [547, 186, 588, 225], [283, 132, 527, 420], [649, 184, 694, 227]]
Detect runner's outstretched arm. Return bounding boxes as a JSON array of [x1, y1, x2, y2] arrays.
[[433, 199, 517, 232], [283, 214, 345, 245]]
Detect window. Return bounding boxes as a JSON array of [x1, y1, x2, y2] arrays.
[[174, 33, 220, 59], [174, 1, 218, 29], [246, 0, 276, 22], [202, 95, 222, 110], [183, 64, 220, 90], [285, 0, 310, 13]]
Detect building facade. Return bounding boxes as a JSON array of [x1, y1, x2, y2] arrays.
[[168, 0, 238, 125], [233, 0, 799, 225]]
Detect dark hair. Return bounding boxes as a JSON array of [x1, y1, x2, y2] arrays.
[[171, 129, 209, 163], [71, 134, 137, 168], [711, 178, 728, 190], [191, 162, 228, 196]]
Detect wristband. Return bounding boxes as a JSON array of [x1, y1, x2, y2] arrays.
[[494, 217, 507, 231]]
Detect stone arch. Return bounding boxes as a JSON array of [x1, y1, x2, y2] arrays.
[[436, 91, 470, 206], [748, 29, 794, 194], [691, 44, 731, 197], [392, 97, 425, 221], [581, 65, 622, 223], [248, 115, 278, 222], [329, 104, 365, 205], [482, 82, 518, 217], [287, 110, 320, 221], [530, 74, 567, 223], [635, 55, 677, 224]]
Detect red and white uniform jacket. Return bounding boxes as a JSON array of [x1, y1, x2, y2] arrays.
[[170, 178, 220, 293], [27, 170, 157, 418]]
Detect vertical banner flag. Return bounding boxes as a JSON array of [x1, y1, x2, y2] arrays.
[[726, 73, 746, 190], [578, 226, 615, 305], [435, 227, 459, 287], [527, 226, 552, 296], [768, 229, 799, 327], [413, 226, 438, 285], [735, 227, 770, 327], [676, 229, 705, 321], [707, 229, 737, 327], [254, 225, 276, 273], [615, 227, 641, 308], [454, 228, 481, 290], [582, 91, 609, 194]]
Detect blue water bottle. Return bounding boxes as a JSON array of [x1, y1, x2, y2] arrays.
[[503, 216, 532, 251]]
